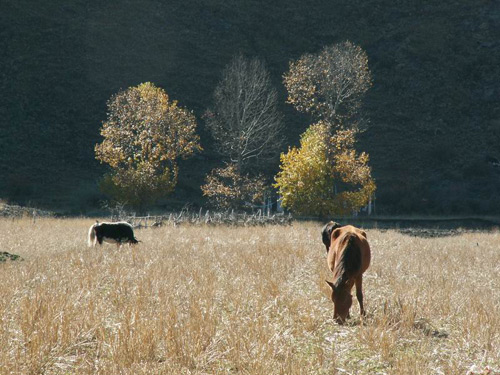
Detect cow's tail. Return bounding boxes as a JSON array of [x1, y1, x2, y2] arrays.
[[88, 223, 98, 247]]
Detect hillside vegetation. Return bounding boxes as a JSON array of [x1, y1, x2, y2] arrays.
[[1, 0, 499, 213]]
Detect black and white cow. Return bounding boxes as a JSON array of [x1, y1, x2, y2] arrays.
[[88, 221, 139, 248]]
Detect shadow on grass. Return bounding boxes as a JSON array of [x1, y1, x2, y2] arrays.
[[396, 228, 466, 238]]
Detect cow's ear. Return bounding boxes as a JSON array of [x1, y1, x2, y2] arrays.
[[322, 221, 341, 250], [321, 222, 333, 250], [331, 227, 344, 242]]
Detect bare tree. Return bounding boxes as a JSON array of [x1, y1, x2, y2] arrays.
[[283, 41, 372, 128], [204, 55, 284, 173]]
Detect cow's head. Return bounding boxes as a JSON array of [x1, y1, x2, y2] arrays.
[[321, 221, 342, 253]]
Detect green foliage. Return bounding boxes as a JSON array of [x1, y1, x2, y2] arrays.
[[274, 122, 375, 216], [0, 252, 23, 263], [95, 82, 201, 208]]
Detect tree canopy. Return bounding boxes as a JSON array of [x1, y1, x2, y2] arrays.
[[95, 82, 201, 207], [205, 55, 284, 173], [283, 41, 372, 127], [201, 163, 266, 210], [276, 42, 375, 216], [275, 122, 375, 216]]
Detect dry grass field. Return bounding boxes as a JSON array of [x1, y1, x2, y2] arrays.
[[0, 218, 499, 374]]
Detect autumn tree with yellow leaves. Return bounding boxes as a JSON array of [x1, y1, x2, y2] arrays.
[[274, 122, 375, 216], [276, 42, 375, 216], [95, 82, 201, 208]]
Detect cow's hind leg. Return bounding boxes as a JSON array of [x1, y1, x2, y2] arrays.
[[355, 276, 365, 316]]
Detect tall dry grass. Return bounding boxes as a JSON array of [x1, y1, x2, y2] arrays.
[[0, 218, 498, 374]]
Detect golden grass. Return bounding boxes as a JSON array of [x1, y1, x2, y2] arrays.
[[0, 218, 498, 374]]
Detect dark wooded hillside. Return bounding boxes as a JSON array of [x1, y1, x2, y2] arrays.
[[1, 0, 499, 214]]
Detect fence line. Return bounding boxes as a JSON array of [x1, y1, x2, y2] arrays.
[[0, 203, 54, 219], [113, 209, 293, 228]]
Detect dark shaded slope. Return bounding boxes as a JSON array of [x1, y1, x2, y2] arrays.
[[1, 0, 499, 213]]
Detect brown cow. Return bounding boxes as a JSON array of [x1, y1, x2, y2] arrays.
[[323, 222, 371, 323]]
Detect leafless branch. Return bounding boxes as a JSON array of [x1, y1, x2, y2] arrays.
[[205, 55, 284, 172]]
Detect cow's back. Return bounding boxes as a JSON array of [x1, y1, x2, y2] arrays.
[[96, 223, 134, 239]]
